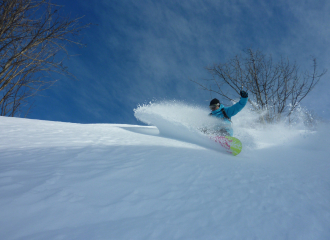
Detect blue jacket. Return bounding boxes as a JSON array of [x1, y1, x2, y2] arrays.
[[210, 97, 248, 136]]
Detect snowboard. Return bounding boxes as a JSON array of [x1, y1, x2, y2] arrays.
[[210, 135, 242, 156]]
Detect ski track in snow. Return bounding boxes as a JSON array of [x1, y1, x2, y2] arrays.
[[0, 102, 330, 240]]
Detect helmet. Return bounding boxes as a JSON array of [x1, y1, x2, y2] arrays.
[[209, 98, 220, 110], [209, 98, 220, 105]]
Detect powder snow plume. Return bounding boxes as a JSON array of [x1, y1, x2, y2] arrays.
[[134, 101, 224, 152], [134, 101, 319, 151]]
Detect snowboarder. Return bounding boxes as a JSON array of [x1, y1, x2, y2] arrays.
[[209, 91, 248, 136]]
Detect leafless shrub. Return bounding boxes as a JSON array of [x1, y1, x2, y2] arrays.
[[192, 49, 326, 124]]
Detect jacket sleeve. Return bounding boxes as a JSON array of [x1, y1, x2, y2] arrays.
[[225, 97, 248, 118]]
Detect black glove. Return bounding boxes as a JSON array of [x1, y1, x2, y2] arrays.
[[240, 90, 248, 98]]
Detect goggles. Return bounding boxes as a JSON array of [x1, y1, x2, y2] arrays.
[[209, 103, 220, 110]]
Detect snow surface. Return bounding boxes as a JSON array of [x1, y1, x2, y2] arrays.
[[1, 102, 330, 240]]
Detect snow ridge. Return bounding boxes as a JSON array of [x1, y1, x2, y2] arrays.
[[0, 107, 330, 240]]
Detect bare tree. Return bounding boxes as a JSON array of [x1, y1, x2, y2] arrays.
[[0, 0, 89, 116], [192, 49, 326, 123]]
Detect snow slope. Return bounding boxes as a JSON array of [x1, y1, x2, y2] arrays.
[[0, 102, 330, 240]]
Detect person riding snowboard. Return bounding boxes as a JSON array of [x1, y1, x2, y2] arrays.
[[209, 91, 248, 136]]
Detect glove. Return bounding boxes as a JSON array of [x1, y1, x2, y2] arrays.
[[240, 90, 248, 98]]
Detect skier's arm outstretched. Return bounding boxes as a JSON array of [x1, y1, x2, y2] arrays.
[[225, 91, 248, 118]]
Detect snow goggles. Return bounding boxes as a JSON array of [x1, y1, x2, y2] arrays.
[[209, 103, 220, 110]]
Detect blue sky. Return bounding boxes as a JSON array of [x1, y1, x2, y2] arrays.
[[29, 0, 330, 124]]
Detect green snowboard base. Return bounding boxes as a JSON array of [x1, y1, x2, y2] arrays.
[[211, 136, 242, 156]]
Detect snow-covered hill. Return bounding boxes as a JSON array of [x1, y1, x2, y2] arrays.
[[1, 102, 330, 240]]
